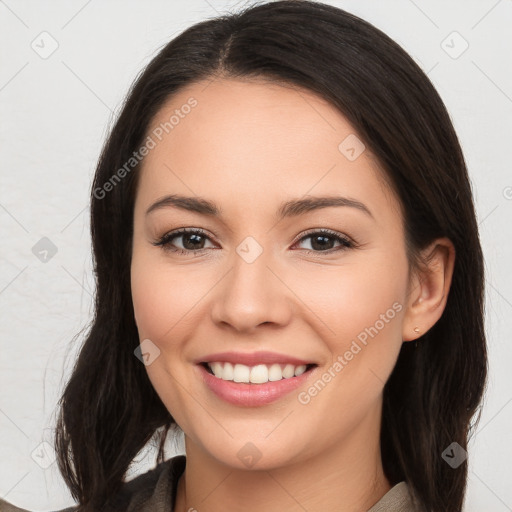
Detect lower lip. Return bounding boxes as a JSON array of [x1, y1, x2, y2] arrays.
[[196, 364, 317, 407]]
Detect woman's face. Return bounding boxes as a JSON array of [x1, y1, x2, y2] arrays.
[[131, 77, 412, 470]]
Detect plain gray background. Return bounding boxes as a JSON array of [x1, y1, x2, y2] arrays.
[[1, 0, 511, 510]]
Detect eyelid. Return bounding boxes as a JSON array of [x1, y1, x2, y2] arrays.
[[153, 226, 357, 255], [153, 227, 217, 248], [291, 227, 354, 246]]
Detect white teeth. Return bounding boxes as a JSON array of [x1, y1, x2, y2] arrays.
[[233, 363, 250, 383], [223, 362, 234, 380], [206, 362, 310, 383], [282, 364, 295, 379], [210, 362, 224, 378], [268, 363, 283, 381], [249, 364, 268, 384], [294, 365, 306, 376]]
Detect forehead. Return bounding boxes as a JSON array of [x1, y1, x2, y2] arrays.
[[137, 78, 401, 227]]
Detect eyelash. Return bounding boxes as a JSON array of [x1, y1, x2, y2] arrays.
[[152, 227, 356, 256]]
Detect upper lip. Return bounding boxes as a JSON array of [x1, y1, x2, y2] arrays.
[[196, 351, 316, 367]]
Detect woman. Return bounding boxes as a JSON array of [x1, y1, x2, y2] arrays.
[[0, 1, 487, 511]]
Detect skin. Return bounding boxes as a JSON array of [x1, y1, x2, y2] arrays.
[[130, 77, 455, 512]]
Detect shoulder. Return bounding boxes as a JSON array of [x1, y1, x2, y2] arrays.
[[0, 454, 186, 512], [367, 481, 418, 512]]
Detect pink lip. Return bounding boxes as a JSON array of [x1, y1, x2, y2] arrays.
[[195, 351, 315, 366], [195, 363, 318, 407]]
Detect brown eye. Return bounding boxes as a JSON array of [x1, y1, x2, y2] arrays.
[[294, 229, 354, 253], [153, 228, 215, 255], [152, 227, 355, 256]]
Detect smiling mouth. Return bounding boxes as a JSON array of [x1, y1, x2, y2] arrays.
[[200, 361, 318, 384]]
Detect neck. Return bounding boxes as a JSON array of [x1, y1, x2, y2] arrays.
[[174, 405, 391, 512]]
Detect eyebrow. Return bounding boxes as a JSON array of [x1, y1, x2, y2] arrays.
[[145, 194, 373, 220]]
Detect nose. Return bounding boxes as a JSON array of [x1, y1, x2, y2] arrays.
[[210, 248, 293, 333]]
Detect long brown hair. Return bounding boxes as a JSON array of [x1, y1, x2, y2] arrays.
[[54, 2, 488, 510]]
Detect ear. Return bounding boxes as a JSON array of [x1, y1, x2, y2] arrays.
[[402, 237, 456, 342]]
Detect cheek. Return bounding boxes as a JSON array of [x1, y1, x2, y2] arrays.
[[130, 250, 183, 341], [305, 256, 406, 383], [130, 252, 197, 415], [131, 262, 166, 339], [296, 266, 406, 430], [304, 261, 403, 335]]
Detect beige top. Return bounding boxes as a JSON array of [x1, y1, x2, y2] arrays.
[[0, 455, 417, 511]]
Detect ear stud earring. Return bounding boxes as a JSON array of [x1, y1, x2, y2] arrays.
[[414, 327, 420, 333]]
